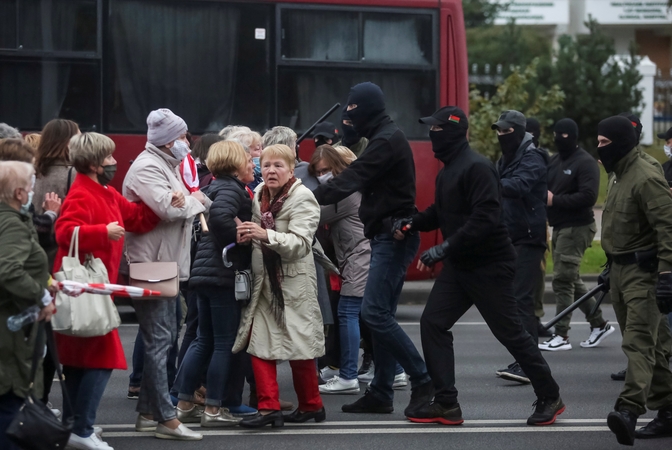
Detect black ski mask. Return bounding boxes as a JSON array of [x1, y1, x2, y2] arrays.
[[430, 126, 468, 163], [498, 124, 526, 159], [554, 118, 579, 159], [596, 116, 638, 173], [341, 106, 360, 148], [346, 82, 386, 138], [526, 118, 541, 148]]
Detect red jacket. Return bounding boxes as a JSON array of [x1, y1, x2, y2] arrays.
[[53, 174, 159, 369]]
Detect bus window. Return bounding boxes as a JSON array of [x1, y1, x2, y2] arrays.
[[362, 13, 433, 65], [281, 9, 358, 61]]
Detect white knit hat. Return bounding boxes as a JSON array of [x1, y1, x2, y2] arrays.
[[146, 109, 188, 147]]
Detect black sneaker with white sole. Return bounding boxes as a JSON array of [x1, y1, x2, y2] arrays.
[[497, 362, 530, 384]]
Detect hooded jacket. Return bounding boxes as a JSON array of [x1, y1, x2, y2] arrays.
[[313, 83, 416, 238], [496, 133, 548, 247]]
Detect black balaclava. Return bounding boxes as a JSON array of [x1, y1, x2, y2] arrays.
[[346, 82, 386, 138], [526, 118, 541, 148], [620, 112, 642, 145], [597, 116, 638, 173], [430, 126, 468, 163], [554, 118, 579, 159], [341, 105, 360, 148], [498, 124, 526, 160]]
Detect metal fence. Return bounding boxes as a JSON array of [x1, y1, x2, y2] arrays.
[[654, 76, 672, 136]]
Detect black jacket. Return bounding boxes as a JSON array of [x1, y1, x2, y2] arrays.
[[189, 176, 252, 288], [414, 141, 515, 269], [313, 115, 416, 238], [497, 133, 548, 247], [662, 160, 672, 185], [546, 147, 599, 229]]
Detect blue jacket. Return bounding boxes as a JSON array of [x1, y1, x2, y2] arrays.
[[496, 133, 548, 247]]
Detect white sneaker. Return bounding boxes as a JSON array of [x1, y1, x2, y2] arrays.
[[393, 372, 408, 389], [67, 433, 113, 450], [580, 322, 615, 348], [47, 401, 62, 419], [94, 427, 103, 438], [319, 377, 360, 394], [320, 366, 340, 380], [357, 363, 375, 382], [538, 334, 572, 351]]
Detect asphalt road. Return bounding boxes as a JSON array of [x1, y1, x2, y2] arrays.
[[47, 304, 672, 450]]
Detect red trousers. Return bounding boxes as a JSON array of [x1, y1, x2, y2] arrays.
[[251, 356, 323, 412]]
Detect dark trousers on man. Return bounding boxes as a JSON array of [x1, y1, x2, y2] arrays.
[[421, 259, 560, 406], [514, 244, 546, 341]]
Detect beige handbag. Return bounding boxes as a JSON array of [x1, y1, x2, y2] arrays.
[[52, 227, 121, 336], [128, 262, 180, 299]]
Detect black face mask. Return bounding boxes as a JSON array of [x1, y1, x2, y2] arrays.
[[98, 164, 117, 186], [314, 136, 330, 148], [554, 136, 577, 159], [346, 82, 386, 137], [341, 122, 359, 147], [429, 127, 467, 162], [498, 133, 523, 160], [597, 142, 634, 173], [596, 116, 638, 173]]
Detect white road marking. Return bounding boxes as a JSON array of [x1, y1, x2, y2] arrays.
[[119, 322, 619, 328]]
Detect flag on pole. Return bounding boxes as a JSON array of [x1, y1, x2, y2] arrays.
[[180, 153, 200, 193], [57, 280, 162, 298]]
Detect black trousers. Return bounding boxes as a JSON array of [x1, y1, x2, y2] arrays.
[[420, 259, 560, 406], [513, 244, 545, 341]]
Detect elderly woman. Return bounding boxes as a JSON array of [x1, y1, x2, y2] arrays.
[[53, 133, 159, 450], [234, 144, 325, 428], [308, 145, 371, 394], [123, 109, 209, 441], [227, 130, 263, 190], [174, 141, 254, 426], [0, 161, 55, 450]]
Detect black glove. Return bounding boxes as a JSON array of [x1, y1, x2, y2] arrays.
[[391, 217, 413, 235], [597, 266, 610, 293], [419, 241, 450, 267], [655, 272, 672, 314]]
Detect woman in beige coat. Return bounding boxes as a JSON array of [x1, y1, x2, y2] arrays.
[[234, 144, 325, 428]]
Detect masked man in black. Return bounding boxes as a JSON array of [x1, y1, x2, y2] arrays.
[[340, 106, 368, 157], [313, 82, 433, 416], [395, 106, 563, 426]]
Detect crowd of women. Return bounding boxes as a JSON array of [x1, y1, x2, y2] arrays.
[[0, 106, 376, 450]]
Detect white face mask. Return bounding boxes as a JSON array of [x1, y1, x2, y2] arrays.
[[317, 172, 333, 184], [20, 190, 34, 215], [665, 145, 672, 159], [170, 139, 190, 161]]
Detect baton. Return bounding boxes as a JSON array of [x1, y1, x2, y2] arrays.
[[589, 290, 608, 317], [295, 103, 341, 150], [543, 283, 606, 330]]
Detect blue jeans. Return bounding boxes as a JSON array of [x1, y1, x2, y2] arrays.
[[175, 287, 241, 407], [62, 367, 112, 438], [361, 232, 430, 401], [0, 392, 24, 450], [338, 295, 362, 380], [129, 295, 181, 388]]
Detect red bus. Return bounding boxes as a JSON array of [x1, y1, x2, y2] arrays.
[[0, 0, 468, 279]]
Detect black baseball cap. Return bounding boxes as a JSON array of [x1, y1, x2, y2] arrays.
[[658, 127, 672, 141], [491, 110, 526, 130], [418, 106, 468, 129], [313, 121, 338, 139]]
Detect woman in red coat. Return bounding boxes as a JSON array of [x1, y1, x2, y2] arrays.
[[54, 133, 161, 450]]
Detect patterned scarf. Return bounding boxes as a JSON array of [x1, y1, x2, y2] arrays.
[[259, 176, 297, 326]]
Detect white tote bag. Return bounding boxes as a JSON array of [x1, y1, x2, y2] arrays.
[[52, 227, 121, 337]]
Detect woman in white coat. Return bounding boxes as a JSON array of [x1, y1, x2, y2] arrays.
[[234, 144, 325, 428]]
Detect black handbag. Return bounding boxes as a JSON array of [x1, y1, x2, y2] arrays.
[[6, 322, 73, 450]]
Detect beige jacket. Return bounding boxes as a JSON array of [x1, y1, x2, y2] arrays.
[[233, 180, 325, 360], [122, 144, 210, 281]]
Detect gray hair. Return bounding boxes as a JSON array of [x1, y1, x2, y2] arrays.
[[262, 126, 297, 149], [0, 161, 34, 204], [0, 123, 21, 140], [218, 125, 251, 139]]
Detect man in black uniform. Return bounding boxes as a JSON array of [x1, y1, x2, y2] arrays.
[[396, 106, 563, 426]]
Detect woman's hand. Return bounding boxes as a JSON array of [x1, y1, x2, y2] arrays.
[[237, 221, 268, 244], [42, 192, 62, 215], [107, 221, 125, 241], [171, 191, 185, 208], [38, 302, 56, 323], [190, 190, 206, 205]]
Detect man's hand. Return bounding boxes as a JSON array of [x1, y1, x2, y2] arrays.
[[171, 191, 185, 208], [419, 241, 450, 267], [391, 217, 413, 241], [656, 272, 672, 314], [38, 302, 56, 323], [42, 192, 62, 215], [106, 221, 125, 241], [597, 266, 610, 293], [547, 191, 554, 207]]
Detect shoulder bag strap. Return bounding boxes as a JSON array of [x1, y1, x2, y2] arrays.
[[44, 322, 73, 417], [68, 226, 80, 258], [27, 322, 46, 391], [65, 166, 74, 196]]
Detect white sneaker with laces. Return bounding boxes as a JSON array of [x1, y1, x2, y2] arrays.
[[319, 377, 360, 394], [580, 322, 615, 348], [67, 432, 113, 450], [538, 334, 572, 351], [320, 366, 340, 380], [94, 427, 103, 438], [367, 372, 409, 389], [357, 363, 375, 382], [47, 401, 62, 419]]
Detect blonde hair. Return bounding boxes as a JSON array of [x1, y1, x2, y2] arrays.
[[23, 133, 42, 150], [0, 161, 34, 204], [69, 133, 116, 174], [260, 144, 296, 170], [333, 145, 357, 164], [219, 125, 251, 139], [207, 141, 248, 177], [262, 126, 297, 149]]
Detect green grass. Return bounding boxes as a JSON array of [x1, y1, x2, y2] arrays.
[[546, 240, 606, 275]]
